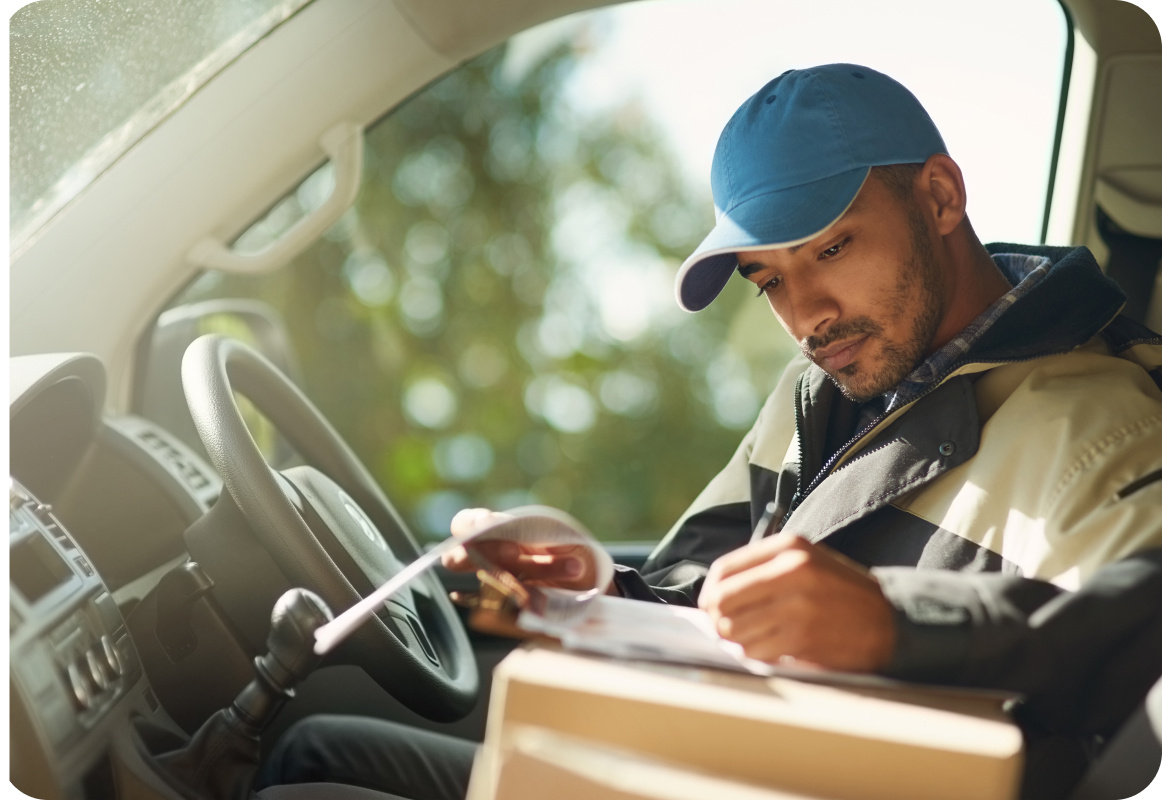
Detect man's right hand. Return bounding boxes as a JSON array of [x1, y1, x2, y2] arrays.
[[440, 507, 606, 592]]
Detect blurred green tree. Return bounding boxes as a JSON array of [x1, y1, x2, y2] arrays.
[[175, 26, 797, 542]]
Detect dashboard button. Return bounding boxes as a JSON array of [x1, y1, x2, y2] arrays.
[[86, 650, 110, 692], [67, 662, 94, 710], [115, 633, 140, 679], [100, 635, 123, 677]]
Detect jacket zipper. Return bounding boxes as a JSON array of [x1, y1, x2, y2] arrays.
[[786, 353, 1059, 519]]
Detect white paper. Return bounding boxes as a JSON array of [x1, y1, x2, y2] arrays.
[[313, 505, 612, 655], [519, 595, 1011, 694]]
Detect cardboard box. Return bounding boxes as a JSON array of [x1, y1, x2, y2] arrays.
[[468, 647, 1023, 800], [474, 724, 832, 800]]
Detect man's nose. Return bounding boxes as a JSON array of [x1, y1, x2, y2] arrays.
[[782, 281, 839, 340]]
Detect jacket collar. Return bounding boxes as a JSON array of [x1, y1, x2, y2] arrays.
[[971, 244, 1125, 362]]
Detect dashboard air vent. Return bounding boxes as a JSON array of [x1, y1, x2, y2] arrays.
[[136, 430, 212, 492]]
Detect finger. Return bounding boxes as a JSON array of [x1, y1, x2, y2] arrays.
[[705, 532, 807, 587], [468, 539, 522, 568], [441, 538, 519, 572], [718, 595, 816, 663], [449, 508, 489, 538], [702, 547, 812, 617], [518, 543, 593, 565], [440, 544, 472, 571], [511, 552, 592, 589], [446, 543, 595, 589], [714, 598, 781, 644], [722, 581, 894, 671], [478, 540, 594, 572], [448, 508, 513, 538], [740, 629, 801, 664], [739, 613, 852, 669], [444, 543, 596, 590], [718, 548, 813, 615]]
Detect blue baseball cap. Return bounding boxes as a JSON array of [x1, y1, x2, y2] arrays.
[[675, 64, 947, 312]]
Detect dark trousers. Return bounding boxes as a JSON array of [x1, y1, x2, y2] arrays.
[[257, 715, 478, 800]]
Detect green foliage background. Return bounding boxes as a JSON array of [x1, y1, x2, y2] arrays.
[[176, 32, 797, 542]]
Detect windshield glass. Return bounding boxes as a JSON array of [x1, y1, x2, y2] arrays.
[[9, 0, 311, 253]]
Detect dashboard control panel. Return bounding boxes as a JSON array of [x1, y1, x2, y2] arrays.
[[9, 478, 143, 754]]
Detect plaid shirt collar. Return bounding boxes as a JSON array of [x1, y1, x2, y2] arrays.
[[880, 253, 1053, 414]]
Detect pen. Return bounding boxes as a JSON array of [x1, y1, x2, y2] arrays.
[[750, 500, 784, 544]]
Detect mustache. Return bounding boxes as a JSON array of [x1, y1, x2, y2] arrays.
[[800, 317, 882, 360]]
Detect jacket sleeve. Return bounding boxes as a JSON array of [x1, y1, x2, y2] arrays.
[[874, 547, 1162, 738], [611, 503, 752, 606], [873, 346, 1162, 739], [612, 357, 808, 604]]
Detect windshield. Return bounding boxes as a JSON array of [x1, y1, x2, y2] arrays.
[[9, 0, 311, 254]]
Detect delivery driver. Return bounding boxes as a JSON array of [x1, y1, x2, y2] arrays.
[[259, 64, 1162, 800]]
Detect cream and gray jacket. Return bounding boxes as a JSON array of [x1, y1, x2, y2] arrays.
[[614, 244, 1162, 745]]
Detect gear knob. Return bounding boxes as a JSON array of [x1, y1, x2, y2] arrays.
[[255, 588, 334, 693]]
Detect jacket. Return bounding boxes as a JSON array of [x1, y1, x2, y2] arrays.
[[614, 244, 1162, 784]]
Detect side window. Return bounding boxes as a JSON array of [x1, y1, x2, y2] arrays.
[[164, 20, 790, 543]]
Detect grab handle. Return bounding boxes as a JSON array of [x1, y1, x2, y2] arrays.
[[188, 122, 363, 274]]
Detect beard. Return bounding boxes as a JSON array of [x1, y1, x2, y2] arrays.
[[801, 207, 944, 403]]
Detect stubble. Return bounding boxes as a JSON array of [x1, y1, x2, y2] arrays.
[[805, 206, 944, 402]]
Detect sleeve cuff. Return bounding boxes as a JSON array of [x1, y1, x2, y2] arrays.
[[873, 567, 975, 682], [612, 564, 701, 606]]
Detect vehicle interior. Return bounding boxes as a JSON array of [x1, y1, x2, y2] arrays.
[[9, 0, 1162, 798]]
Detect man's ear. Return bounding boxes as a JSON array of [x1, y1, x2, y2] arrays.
[[919, 153, 967, 236]]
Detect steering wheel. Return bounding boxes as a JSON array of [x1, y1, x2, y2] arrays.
[[181, 334, 477, 721]]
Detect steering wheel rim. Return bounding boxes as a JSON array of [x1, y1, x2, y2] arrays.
[[181, 333, 477, 721]]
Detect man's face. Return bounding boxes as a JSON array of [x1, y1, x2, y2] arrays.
[[736, 174, 945, 402]]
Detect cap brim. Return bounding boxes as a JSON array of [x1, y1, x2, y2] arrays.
[[675, 167, 870, 311]]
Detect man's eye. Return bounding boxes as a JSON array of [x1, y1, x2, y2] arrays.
[[755, 275, 782, 296], [819, 238, 851, 259]]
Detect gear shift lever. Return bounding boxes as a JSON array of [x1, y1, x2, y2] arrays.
[[237, 588, 334, 728], [159, 589, 334, 800]]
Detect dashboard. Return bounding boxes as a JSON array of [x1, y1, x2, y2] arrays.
[[10, 477, 150, 798], [9, 350, 514, 800], [8, 353, 250, 799]]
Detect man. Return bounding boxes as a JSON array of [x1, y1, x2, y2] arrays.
[[262, 64, 1162, 800]]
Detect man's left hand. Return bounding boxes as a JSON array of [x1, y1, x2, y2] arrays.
[[698, 533, 896, 672], [442, 508, 611, 593]]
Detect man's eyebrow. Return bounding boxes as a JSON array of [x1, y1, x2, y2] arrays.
[[737, 242, 806, 276], [734, 188, 870, 275]]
